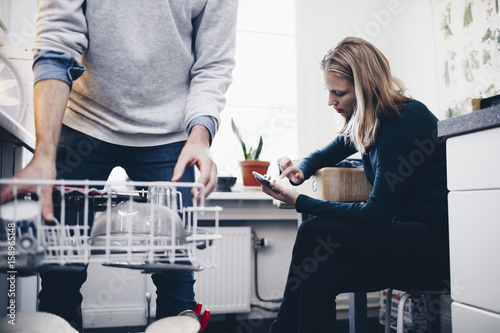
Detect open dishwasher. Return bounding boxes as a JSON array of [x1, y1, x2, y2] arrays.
[[0, 179, 222, 275]]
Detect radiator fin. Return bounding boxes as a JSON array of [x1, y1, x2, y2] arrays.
[[194, 227, 252, 313]]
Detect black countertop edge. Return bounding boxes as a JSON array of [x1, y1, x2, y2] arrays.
[[437, 104, 500, 139]]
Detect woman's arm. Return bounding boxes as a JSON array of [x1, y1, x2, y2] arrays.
[[298, 135, 358, 179]]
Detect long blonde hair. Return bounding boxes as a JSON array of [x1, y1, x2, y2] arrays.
[[321, 37, 412, 153]]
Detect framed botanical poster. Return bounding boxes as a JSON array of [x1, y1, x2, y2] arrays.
[[431, 0, 500, 118]]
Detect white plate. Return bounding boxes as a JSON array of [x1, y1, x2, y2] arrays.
[[0, 52, 26, 123], [0, 200, 40, 222], [0, 312, 78, 333]]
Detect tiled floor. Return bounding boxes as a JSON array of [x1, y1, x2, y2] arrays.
[[204, 318, 384, 333], [84, 318, 384, 333]]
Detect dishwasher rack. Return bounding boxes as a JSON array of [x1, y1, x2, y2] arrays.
[[0, 179, 221, 275]]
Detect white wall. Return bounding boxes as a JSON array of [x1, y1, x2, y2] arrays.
[[296, 0, 438, 156], [0, 0, 37, 137], [211, 0, 298, 179]]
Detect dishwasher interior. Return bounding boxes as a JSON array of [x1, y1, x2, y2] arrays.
[[0, 179, 222, 275]]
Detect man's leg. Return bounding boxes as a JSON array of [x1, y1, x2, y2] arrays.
[[39, 126, 116, 331], [122, 141, 197, 318]]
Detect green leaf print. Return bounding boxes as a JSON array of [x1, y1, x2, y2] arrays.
[[463, 2, 474, 28]]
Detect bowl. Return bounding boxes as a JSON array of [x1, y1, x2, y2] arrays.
[[0, 312, 78, 333], [215, 176, 237, 192], [90, 201, 185, 247]]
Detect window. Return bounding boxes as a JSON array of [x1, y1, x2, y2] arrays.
[[211, 0, 298, 180]]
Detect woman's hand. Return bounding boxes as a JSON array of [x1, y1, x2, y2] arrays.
[[278, 156, 305, 185], [260, 178, 300, 206]]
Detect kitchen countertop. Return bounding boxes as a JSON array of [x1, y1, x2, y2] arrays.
[[0, 109, 35, 151], [437, 104, 500, 138], [203, 185, 298, 221], [209, 185, 271, 200]]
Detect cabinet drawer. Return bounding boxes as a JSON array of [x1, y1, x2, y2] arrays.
[[446, 127, 500, 191], [452, 302, 500, 333], [296, 167, 372, 202], [448, 190, 500, 313]]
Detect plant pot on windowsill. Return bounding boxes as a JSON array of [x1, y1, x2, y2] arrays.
[[240, 160, 270, 187], [231, 117, 270, 187]]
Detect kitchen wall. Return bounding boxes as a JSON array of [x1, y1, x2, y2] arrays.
[[211, 0, 299, 179]]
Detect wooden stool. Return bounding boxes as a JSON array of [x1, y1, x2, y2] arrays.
[[384, 288, 450, 333]]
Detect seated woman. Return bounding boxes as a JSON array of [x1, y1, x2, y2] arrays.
[[260, 37, 450, 333]]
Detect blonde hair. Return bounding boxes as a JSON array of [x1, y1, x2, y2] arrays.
[[321, 37, 412, 153]]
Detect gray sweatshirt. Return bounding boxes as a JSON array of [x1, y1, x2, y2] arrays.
[[33, 0, 238, 146]]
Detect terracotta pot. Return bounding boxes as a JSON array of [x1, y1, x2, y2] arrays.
[[239, 160, 270, 186]]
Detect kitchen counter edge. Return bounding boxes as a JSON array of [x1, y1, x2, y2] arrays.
[[437, 104, 500, 139]]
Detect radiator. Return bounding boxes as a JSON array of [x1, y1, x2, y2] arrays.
[[194, 226, 252, 314]]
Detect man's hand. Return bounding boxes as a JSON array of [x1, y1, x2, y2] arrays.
[[0, 79, 69, 221], [0, 157, 57, 221], [172, 125, 217, 200]]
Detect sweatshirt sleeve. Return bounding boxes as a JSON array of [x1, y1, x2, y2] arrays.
[[33, 50, 85, 89], [185, 0, 238, 133], [32, 0, 88, 65]]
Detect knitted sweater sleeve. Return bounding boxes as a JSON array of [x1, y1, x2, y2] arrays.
[[298, 135, 358, 179], [296, 101, 446, 227]]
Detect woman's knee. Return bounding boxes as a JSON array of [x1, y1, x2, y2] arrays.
[[296, 216, 332, 239], [297, 216, 354, 246]]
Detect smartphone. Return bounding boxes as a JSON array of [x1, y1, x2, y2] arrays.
[[252, 171, 271, 186]]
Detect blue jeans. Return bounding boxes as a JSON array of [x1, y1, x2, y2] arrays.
[[38, 125, 196, 331]]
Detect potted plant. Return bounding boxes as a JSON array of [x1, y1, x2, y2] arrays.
[[231, 118, 270, 186]]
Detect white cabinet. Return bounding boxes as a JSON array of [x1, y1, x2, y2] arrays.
[[448, 190, 500, 314], [446, 127, 500, 191], [443, 116, 500, 331], [452, 302, 500, 333]]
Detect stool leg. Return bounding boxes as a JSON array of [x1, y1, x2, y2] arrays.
[[385, 288, 393, 333], [397, 293, 412, 333], [348, 292, 367, 333]]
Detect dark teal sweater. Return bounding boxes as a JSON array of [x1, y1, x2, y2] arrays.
[[296, 100, 448, 228]]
